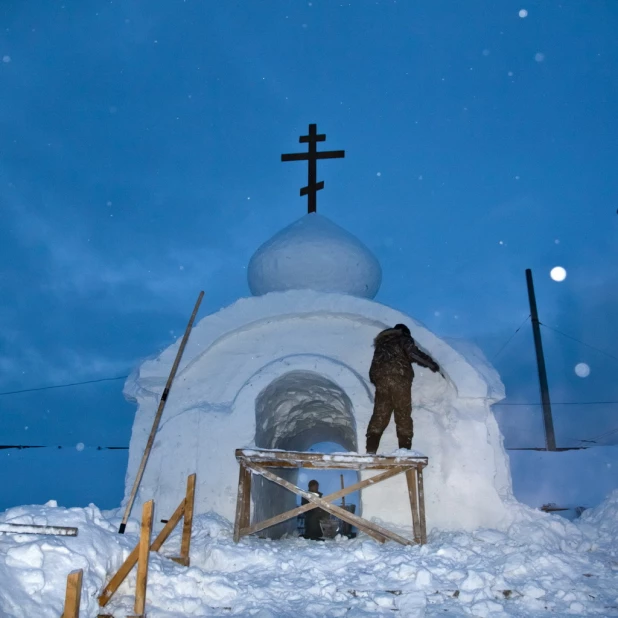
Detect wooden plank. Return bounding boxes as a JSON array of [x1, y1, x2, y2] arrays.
[[134, 500, 153, 616], [235, 448, 427, 470], [0, 523, 78, 536], [99, 498, 186, 607], [240, 466, 406, 538], [417, 467, 427, 545], [179, 473, 196, 566], [247, 463, 414, 546], [233, 463, 251, 543], [405, 469, 421, 544], [63, 569, 83, 618], [150, 498, 186, 553]]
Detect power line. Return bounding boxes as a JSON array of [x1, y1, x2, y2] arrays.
[[0, 444, 128, 450], [492, 315, 530, 361], [574, 425, 618, 446], [0, 375, 129, 397], [495, 401, 618, 406], [539, 323, 618, 364]]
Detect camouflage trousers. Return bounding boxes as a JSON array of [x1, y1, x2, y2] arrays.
[[366, 379, 413, 453]]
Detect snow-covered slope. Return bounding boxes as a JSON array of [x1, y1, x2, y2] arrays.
[[1, 494, 618, 617]]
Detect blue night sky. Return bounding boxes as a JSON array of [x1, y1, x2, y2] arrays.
[[1, 1, 617, 511]]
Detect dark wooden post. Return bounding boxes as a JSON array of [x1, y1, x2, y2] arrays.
[[525, 269, 557, 451]]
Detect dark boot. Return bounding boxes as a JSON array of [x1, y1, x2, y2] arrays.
[[398, 435, 412, 450], [366, 434, 381, 454]]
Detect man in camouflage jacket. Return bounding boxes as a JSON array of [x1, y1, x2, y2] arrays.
[[366, 323, 440, 454]]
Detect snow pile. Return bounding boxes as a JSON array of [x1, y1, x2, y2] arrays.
[[247, 213, 382, 298], [578, 489, 618, 554], [2, 500, 618, 617]]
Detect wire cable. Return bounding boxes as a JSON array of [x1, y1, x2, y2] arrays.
[[0, 375, 129, 397], [494, 400, 618, 406], [492, 315, 531, 361], [539, 323, 618, 364]]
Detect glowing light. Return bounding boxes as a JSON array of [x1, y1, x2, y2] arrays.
[[550, 266, 567, 282], [575, 363, 590, 378]]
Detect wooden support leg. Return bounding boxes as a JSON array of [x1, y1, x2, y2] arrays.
[[233, 463, 251, 543], [417, 467, 427, 544], [247, 463, 414, 546], [405, 468, 421, 544], [177, 473, 196, 566], [134, 500, 153, 617], [63, 569, 83, 618]]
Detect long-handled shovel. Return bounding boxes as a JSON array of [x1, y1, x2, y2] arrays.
[[118, 291, 204, 533]]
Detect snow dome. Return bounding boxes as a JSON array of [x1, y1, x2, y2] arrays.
[[248, 213, 382, 299]]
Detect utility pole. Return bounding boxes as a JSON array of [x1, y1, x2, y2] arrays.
[[525, 269, 557, 451]]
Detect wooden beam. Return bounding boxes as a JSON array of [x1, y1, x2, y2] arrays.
[[405, 469, 421, 544], [63, 569, 83, 618], [0, 523, 78, 536], [247, 462, 414, 546], [178, 473, 195, 566], [233, 463, 252, 543], [134, 500, 153, 616], [417, 467, 427, 544], [236, 448, 427, 470], [240, 466, 406, 538]]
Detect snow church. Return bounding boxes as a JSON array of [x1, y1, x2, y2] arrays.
[[122, 125, 516, 538]]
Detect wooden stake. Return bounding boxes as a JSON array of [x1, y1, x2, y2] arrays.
[[174, 473, 196, 566], [405, 469, 421, 544], [119, 291, 204, 533], [62, 569, 83, 618], [233, 463, 252, 543], [340, 474, 345, 508], [134, 500, 153, 616], [417, 467, 427, 544]]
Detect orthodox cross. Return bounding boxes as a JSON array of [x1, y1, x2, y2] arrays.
[[281, 123, 345, 214]]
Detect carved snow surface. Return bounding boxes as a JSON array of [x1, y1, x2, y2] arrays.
[[247, 213, 382, 298]]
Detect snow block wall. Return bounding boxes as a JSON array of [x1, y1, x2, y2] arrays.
[[123, 290, 517, 535]]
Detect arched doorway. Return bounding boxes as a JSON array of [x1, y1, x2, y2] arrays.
[[253, 370, 359, 537]]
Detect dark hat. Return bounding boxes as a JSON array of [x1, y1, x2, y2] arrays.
[[394, 323, 411, 336]]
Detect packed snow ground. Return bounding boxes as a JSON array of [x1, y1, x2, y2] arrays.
[[1, 493, 618, 617]]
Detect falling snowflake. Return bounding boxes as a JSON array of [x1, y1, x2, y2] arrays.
[[535, 52, 545, 63], [106, 201, 112, 206], [376, 172, 382, 177], [76, 443, 85, 452], [482, 49, 490, 56], [519, 9, 528, 18], [2, 55, 11, 63], [550, 266, 567, 282], [574, 363, 590, 378]]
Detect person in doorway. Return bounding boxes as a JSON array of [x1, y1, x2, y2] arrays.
[[366, 323, 441, 454], [301, 480, 328, 540]]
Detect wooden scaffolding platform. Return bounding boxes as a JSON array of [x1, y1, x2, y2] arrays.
[[233, 448, 428, 546]]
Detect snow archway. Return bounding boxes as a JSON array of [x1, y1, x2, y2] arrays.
[[252, 370, 359, 537]]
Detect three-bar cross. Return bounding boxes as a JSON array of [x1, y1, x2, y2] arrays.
[[281, 123, 345, 213]]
